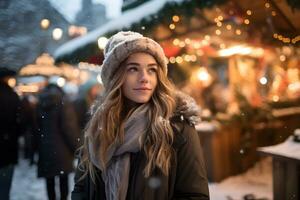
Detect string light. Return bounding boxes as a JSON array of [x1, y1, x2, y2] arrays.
[[246, 10, 252, 15], [204, 35, 210, 40], [169, 24, 176, 30], [218, 15, 223, 21], [273, 33, 300, 44], [244, 19, 250, 25], [235, 29, 242, 35], [217, 22, 222, 27], [265, 2, 270, 8], [175, 56, 183, 64], [215, 29, 221, 35], [173, 38, 180, 46], [40, 19, 50, 29], [169, 57, 176, 63], [271, 11, 276, 16], [226, 24, 232, 30], [172, 15, 180, 22], [185, 38, 191, 44]]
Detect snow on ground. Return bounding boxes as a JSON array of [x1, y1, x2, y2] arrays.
[[10, 157, 272, 200], [10, 158, 74, 200], [209, 158, 273, 200]]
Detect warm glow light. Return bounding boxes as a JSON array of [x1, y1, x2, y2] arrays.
[[185, 38, 191, 44], [169, 57, 176, 63], [98, 37, 108, 49], [260, 77, 268, 85], [8, 78, 16, 87], [236, 29, 242, 35], [190, 55, 197, 62], [68, 25, 87, 37], [193, 42, 201, 49], [172, 15, 180, 22], [217, 22, 222, 27], [169, 24, 176, 30], [218, 15, 223, 21], [272, 95, 279, 102], [246, 10, 252, 15], [265, 2, 270, 8], [215, 29, 221, 35], [273, 33, 278, 38], [196, 67, 211, 84], [40, 19, 50, 29], [184, 55, 190, 62], [175, 56, 183, 63], [57, 77, 66, 87], [244, 19, 250, 25], [279, 55, 286, 62], [218, 45, 264, 57], [226, 24, 232, 30], [271, 11, 276, 16], [204, 35, 210, 40], [173, 38, 180, 46], [17, 85, 39, 93], [201, 40, 209, 46], [52, 28, 63, 40]]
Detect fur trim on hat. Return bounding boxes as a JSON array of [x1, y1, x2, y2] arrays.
[[101, 31, 168, 88]]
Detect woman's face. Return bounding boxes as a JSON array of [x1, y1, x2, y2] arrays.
[[122, 52, 158, 103]]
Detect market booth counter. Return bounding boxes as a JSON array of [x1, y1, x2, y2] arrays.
[[257, 135, 300, 200], [197, 106, 300, 183]]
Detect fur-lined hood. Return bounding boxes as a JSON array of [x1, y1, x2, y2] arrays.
[[173, 91, 201, 125]]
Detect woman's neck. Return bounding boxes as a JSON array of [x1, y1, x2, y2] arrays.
[[122, 97, 142, 119]]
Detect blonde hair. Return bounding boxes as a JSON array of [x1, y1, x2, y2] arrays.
[[78, 56, 176, 181]]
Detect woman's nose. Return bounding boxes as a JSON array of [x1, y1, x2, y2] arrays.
[[139, 70, 149, 83]]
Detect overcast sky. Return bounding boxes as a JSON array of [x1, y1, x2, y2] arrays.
[[48, 0, 123, 23]]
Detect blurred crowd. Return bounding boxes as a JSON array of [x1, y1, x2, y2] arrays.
[[0, 67, 102, 200]]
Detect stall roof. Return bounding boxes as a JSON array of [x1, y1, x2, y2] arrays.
[[54, 0, 173, 61], [54, 0, 300, 64]]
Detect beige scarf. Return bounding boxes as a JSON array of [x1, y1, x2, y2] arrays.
[[88, 104, 150, 200]]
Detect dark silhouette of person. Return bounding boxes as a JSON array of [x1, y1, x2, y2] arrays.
[[0, 67, 22, 200], [36, 83, 80, 200]]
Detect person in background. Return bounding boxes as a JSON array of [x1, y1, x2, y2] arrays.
[[73, 79, 102, 139], [36, 83, 80, 200], [72, 31, 209, 200], [0, 67, 22, 200]]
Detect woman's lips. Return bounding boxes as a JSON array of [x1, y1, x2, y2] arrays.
[[133, 87, 151, 90]]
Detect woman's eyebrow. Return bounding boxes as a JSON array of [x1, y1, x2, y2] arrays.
[[147, 63, 158, 67], [126, 62, 140, 66]]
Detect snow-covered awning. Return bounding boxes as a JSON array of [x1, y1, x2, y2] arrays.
[[54, 0, 174, 62]]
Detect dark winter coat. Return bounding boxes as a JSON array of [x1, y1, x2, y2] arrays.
[[0, 81, 22, 168], [72, 116, 209, 200], [36, 84, 80, 178]]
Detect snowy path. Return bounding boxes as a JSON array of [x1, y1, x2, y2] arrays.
[[10, 157, 272, 200], [10, 158, 74, 200]]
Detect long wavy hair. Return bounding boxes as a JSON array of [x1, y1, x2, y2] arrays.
[[78, 56, 176, 181]]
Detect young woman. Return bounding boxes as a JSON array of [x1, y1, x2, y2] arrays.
[[72, 31, 209, 200]]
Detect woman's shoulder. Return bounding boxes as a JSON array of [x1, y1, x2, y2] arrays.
[[170, 115, 198, 149]]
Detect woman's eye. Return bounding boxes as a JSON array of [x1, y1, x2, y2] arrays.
[[127, 67, 138, 72], [149, 68, 157, 73]]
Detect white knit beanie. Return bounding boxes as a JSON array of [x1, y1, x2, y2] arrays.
[[100, 31, 168, 88]]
